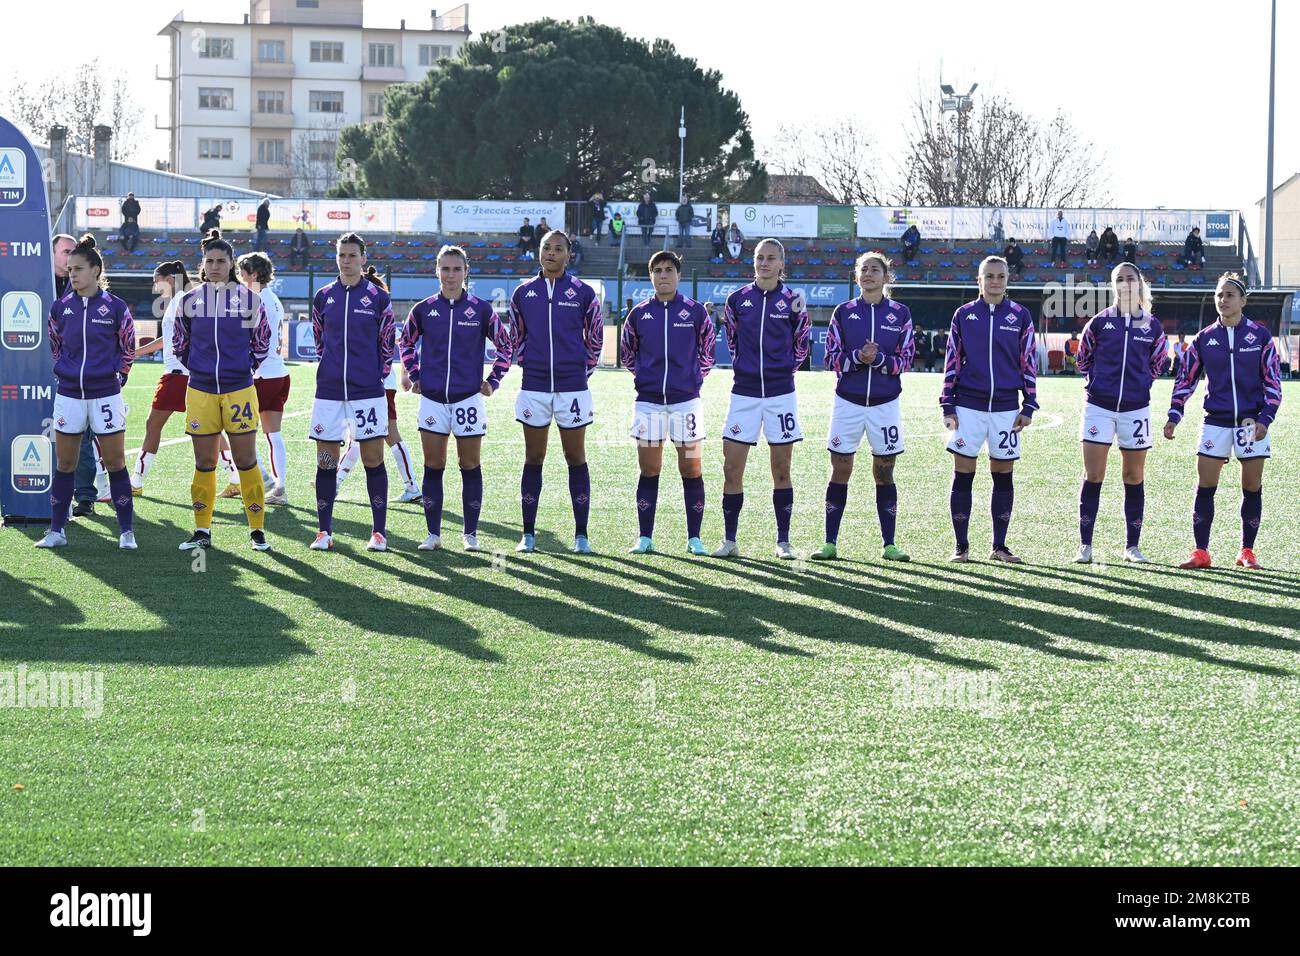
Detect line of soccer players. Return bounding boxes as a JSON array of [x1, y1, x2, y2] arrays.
[[36, 229, 1282, 569]]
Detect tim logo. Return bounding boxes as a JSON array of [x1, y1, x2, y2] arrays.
[[49, 886, 151, 937], [0, 148, 25, 206], [2, 291, 40, 349], [0, 239, 41, 257], [10, 434, 51, 493]]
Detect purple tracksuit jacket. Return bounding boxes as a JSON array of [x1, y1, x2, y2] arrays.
[[940, 297, 1039, 418], [48, 289, 135, 399], [508, 271, 603, 393], [1168, 316, 1282, 428], [825, 296, 915, 407], [173, 283, 270, 394], [723, 281, 811, 399], [619, 293, 716, 404], [1075, 306, 1168, 412], [311, 278, 396, 402], [400, 291, 513, 403]]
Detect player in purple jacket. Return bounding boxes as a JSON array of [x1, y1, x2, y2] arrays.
[[714, 238, 811, 559], [619, 250, 716, 555], [815, 252, 915, 562], [173, 230, 271, 552], [940, 256, 1039, 563], [400, 244, 513, 552], [1073, 263, 1167, 564], [509, 229, 603, 554], [308, 235, 396, 553], [36, 235, 137, 550], [1165, 272, 1282, 570]]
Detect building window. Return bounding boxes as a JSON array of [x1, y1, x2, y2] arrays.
[[256, 139, 286, 164], [418, 44, 452, 66], [296, 0, 319, 7], [309, 90, 344, 113], [198, 138, 233, 161], [307, 139, 336, 163], [198, 87, 234, 110], [310, 41, 344, 63], [199, 37, 235, 59], [367, 93, 385, 117], [368, 43, 395, 67], [257, 40, 285, 63], [257, 90, 286, 113]]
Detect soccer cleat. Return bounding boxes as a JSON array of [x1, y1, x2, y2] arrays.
[[462, 533, 481, 552], [1073, 544, 1093, 564], [1123, 546, 1149, 564], [34, 530, 68, 548], [712, 540, 740, 558], [418, 533, 442, 551], [263, 484, 289, 506], [1235, 548, 1261, 569], [219, 482, 242, 499], [131, 485, 143, 497], [95, 471, 110, 503], [1178, 548, 1212, 570], [628, 536, 654, 555], [71, 500, 95, 518], [949, 546, 970, 563], [118, 531, 138, 550], [309, 531, 334, 551], [179, 530, 211, 551], [809, 543, 838, 561], [515, 533, 536, 553], [686, 537, 707, 556], [249, 530, 271, 552], [395, 485, 422, 503], [366, 532, 387, 552], [130, 473, 144, 496], [990, 546, 1023, 564], [882, 544, 911, 562], [775, 541, 796, 560], [573, 534, 593, 555]]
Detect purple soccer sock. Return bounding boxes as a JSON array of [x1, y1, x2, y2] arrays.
[[422, 466, 444, 536], [991, 471, 1014, 550], [569, 463, 591, 537], [722, 492, 743, 543], [521, 463, 543, 535], [682, 476, 705, 540], [1123, 481, 1144, 548], [1079, 479, 1102, 547], [1193, 484, 1216, 551], [49, 469, 76, 534], [108, 468, 133, 534], [875, 481, 898, 547], [635, 474, 659, 539], [461, 466, 483, 537], [824, 481, 849, 544], [364, 463, 388, 537], [315, 467, 338, 534], [950, 471, 974, 550], [773, 487, 794, 543], [1241, 488, 1262, 549]]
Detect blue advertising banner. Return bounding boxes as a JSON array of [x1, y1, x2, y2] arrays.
[[0, 116, 55, 520]]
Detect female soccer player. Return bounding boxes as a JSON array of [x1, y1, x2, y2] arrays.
[[131, 260, 190, 496], [173, 229, 272, 551], [619, 249, 716, 555], [714, 238, 811, 559], [508, 229, 603, 554], [237, 252, 291, 506], [939, 256, 1038, 563], [36, 235, 137, 549], [400, 244, 512, 551], [816, 252, 915, 561], [1073, 263, 1167, 563], [308, 237, 396, 552], [1165, 273, 1281, 569]]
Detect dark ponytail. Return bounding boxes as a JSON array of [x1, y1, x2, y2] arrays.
[[363, 264, 388, 292], [154, 258, 191, 291], [71, 233, 107, 289]]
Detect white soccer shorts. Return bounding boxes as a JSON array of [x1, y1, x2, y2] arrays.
[[52, 393, 128, 436], [516, 389, 594, 429], [723, 391, 802, 445], [309, 396, 389, 443], [827, 395, 904, 456], [1080, 403, 1152, 451], [1197, 421, 1271, 461], [946, 407, 1022, 460], [418, 393, 487, 437], [630, 398, 705, 445]]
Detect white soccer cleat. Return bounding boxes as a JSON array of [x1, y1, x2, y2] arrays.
[[94, 471, 111, 503], [263, 484, 289, 506], [774, 541, 796, 560], [711, 540, 740, 558], [366, 532, 388, 552], [418, 533, 442, 551], [118, 531, 138, 550], [309, 531, 334, 551], [1073, 544, 1093, 564], [34, 530, 68, 548], [1124, 546, 1149, 564], [395, 486, 422, 503], [462, 533, 481, 552]]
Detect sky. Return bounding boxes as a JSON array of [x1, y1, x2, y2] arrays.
[[2, 0, 1295, 237]]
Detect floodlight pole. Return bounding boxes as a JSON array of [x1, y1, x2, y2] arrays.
[[678, 106, 686, 204], [1264, 0, 1276, 288]]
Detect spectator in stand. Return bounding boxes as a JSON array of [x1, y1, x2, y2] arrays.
[[1003, 237, 1025, 277], [119, 192, 141, 253], [932, 327, 947, 373], [624, 297, 635, 321], [1049, 209, 1070, 267], [1063, 331, 1081, 373], [609, 212, 626, 244], [589, 192, 606, 244], [1085, 228, 1100, 268], [1098, 226, 1119, 267], [726, 221, 744, 262], [1121, 236, 1138, 265], [1174, 333, 1191, 378], [915, 327, 932, 372], [675, 195, 694, 247], [901, 223, 921, 262], [289, 228, 310, 270], [517, 217, 536, 259], [710, 220, 726, 261], [254, 198, 271, 252], [570, 235, 584, 270], [636, 191, 658, 246], [199, 204, 222, 234], [1181, 227, 1205, 269]]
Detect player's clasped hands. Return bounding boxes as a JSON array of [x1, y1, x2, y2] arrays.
[[856, 341, 879, 365]]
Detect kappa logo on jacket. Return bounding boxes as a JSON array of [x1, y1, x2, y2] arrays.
[[849, 313, 860, 321], [62, 307, 72, 315], [1207, 338, 1219, 346], [741, 300, 753, 308], [326, 297, 335, 305], [1103, 322, 1116, 330]]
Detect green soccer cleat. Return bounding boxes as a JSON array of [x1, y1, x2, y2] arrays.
[[686, 537, 707, 556], [809, 542, 838, 561], [882, 544, 911, 562], [628, 536, 654, 555]]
